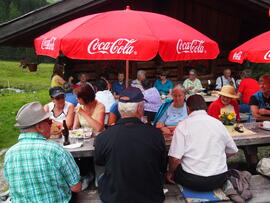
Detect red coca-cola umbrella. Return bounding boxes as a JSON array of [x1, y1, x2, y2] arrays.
[[35, 6, 219, 84], [229, 30, 270, 64]]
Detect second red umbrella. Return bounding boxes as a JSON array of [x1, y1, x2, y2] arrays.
[[229, 30, 270, 64]]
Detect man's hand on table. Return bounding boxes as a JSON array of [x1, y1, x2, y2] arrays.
[[259, 108, 270, 116]]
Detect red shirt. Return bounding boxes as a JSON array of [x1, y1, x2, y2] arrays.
[[238, 78, 259, 104], [208, 97, 240, 121]]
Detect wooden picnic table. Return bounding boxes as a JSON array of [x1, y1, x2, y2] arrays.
[[164, 122, 270, 147], [53, 138, 95, 158], [202, 95, 218, 103], [232, 122, 270, 147], [53, 122, 270, 159]]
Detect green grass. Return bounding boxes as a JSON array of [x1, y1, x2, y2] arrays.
[[0, 60, 52, 91], [0, 60, 52, 149]]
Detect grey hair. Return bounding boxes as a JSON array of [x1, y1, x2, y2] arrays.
[[118, 102, 143, 117], [137, 70, 146, 76], [173, 84, 186, 95], [189, 69, 197, 75], [241, 69, 252, 78], [224, 68, 231, 72]]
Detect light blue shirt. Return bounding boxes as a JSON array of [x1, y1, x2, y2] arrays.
[[158, 103, 188, 126]]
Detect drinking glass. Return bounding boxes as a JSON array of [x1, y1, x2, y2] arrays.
[[249, 115, 256, 130]]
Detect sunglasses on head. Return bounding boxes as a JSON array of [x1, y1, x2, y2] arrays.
[[54, 95, 65, 100]]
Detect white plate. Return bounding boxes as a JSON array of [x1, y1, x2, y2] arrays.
[[63, 143, 83, 149], [259, 126, 270, 131], [69, 128, 92, 138]]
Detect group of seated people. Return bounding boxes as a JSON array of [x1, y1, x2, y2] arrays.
[[5, 64, 270, 203], [46, 64, 263, 136]]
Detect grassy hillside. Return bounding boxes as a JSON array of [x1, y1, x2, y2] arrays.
[[0, 61, 52, 149]]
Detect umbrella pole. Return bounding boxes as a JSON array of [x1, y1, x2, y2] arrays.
[[125, 60, 129, 87]]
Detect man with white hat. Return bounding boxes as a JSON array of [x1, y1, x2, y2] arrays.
[[4, 102, 81, 202]]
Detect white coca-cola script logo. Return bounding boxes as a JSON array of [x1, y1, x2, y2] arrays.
[[41, 37, 57, 50], [264, 50, 270, 60], [87, 38, 137, 55], [176, 39, 205, 54], [232, 51, 243, 61]]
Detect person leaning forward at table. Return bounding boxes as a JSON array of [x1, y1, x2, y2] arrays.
[[4, 102, 81, 203], [44, 86, 74, 135], [247, 74, 270, 172], [73, 85, 105, 132], [95, 87, 166, 203], [154, 84, 188, 128], [167, 95, 238, 191], [208, 85, 240, 122], [250, 74, 270, 121], [183, 69, 203, 95]]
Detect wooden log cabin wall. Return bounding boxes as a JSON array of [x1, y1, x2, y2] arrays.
[[0, 0, 267, 87], [61, 0, 268, 88]]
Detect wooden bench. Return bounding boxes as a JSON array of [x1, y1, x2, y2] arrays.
[[73, 175, 270, 203]]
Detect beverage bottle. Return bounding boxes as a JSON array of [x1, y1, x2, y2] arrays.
[[62, 120, 70, 145]]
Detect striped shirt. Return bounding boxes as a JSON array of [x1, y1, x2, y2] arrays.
[[4, 133, 80, 203]]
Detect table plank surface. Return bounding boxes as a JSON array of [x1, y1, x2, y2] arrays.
[[53, 122, 270, 158], [53, 138, 95, 158], [233, 123, 270, 146]]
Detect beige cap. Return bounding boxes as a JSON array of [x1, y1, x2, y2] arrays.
[[14, 102, 50, 129]]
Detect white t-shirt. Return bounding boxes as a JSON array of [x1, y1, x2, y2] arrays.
[[48, 101, 72, 123], [95, 90, 115, 113], [169, 110, 238, 176], [215, 75, 236, 89]]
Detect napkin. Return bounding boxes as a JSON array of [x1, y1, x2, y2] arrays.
[[63, 142, 83, 149]]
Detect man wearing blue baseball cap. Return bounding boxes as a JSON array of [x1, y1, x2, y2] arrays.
[[95, 87, 166, 203]]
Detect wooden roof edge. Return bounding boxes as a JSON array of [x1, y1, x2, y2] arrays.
[[0, 0, 108, 44], [248, 0, 270, 9], [0, 0, 64, 27]]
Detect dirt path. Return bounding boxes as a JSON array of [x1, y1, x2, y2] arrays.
[[0, 149, 8, 194]]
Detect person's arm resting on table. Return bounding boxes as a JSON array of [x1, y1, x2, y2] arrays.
[[156, 109, 168, 128], [250, 105, 270, 121]]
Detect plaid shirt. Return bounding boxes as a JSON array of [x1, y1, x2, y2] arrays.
[[4, 133, 80, 203]]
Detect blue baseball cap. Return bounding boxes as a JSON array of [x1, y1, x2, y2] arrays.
[[119, 87, 146, 103]]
